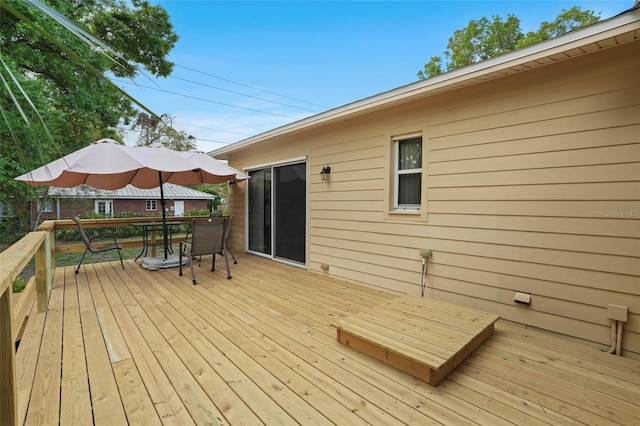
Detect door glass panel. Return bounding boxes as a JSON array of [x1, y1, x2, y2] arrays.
[[274, 163, 306, 264], [248, 168, 271, 255]]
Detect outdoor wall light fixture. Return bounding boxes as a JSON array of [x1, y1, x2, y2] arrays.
[[228, 180, 235, 186], [320, 166, 331, 181]]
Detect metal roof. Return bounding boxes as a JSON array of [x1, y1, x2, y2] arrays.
[[47, 183, 215, 200], [209, 5, 640, 160]]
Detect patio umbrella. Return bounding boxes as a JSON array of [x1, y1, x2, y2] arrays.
[[15, 138, 248, 266]]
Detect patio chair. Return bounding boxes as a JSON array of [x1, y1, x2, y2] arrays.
[[184, 215, 237, 264], [179, 217, 231, 284], [73, 216, 124, 274], [223, 214, 238, 264]]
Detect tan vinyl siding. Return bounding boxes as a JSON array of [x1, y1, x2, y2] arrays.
[[227, 40, 640, 358]]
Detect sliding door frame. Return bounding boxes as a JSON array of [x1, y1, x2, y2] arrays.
[[245, 156, 308, 267]]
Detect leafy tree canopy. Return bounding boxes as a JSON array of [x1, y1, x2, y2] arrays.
[[417, 6, 600, 79], [132, 113, 197, 151], [0, 0, 178, 234]]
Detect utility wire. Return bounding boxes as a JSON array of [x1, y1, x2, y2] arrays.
[[116, 79, 303, 119], [170, 75, 320, 113], [125, 126, 238, 146], [175, 64, 329, 109], [172, 121, 252, 138], [94, 0, 328, 112]]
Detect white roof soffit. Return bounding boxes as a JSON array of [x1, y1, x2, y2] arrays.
[[210, 6, 640, 159]]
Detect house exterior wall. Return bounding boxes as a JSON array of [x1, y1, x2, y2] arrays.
[[33, 198, 208, 220], [227, 40, 640, 358]]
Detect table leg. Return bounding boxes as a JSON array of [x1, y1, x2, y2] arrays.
[[150, 228, 157, 257], [134, 225, 148, 261], [167, 224, 175, 254]]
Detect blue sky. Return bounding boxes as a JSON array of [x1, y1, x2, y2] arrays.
[[120, 1, 632, 152]]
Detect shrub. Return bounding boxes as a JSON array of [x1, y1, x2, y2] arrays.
[[12, 276, 27, 293], [184, 209, 209, 216], [55, 211, 162, 241]]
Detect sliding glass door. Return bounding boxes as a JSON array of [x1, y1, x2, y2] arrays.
[[248, 162, 306, 264]]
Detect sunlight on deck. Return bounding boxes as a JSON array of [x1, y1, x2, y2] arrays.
[[15, 255, 640, 425]]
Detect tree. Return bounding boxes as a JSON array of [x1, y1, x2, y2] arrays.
[[0, 0, 178, 236], [418, 6, 600, 79], [191, 183, 229, 213], [132, 113, 197, 151], [517, 6, 601, 48]]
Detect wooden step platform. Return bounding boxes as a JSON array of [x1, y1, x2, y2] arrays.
[[333, 295, 500, 386]]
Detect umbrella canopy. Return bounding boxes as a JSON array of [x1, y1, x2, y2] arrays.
[[16, 138, 248, 262], [15, 138, 245, 189], [176, 149, 250, 184]]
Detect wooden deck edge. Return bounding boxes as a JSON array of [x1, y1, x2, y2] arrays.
[[334, 320, 447, 367], [336, 328, 435, 383], [431, 322, 496, 385]]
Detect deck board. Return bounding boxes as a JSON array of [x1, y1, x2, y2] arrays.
[[14, 254, 640, 425], [77, 267, 129, 425], [60, 266, 92, 425], [95, 263, 194, 425], [25, 276, 64, 426]]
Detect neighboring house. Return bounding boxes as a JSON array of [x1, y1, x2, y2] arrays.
[[210, 7, 640, 358], [34, 183, 214, 220]]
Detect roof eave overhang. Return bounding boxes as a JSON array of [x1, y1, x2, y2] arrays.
[[209, 7, 640, 160]]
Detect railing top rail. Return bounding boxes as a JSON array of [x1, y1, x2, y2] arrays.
[[37, 220, 55, 232], [0, 231, 46, 295], [51, 216, 202, 230]]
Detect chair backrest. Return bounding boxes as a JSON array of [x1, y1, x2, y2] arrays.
[[189, 217, 225, 256], [223, 214, 235, 244], [73, 217, 92, 248]]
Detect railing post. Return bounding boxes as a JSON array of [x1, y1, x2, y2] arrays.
[[37, 221, 55, 291], [35, 231, 51, 313], [0, 286, 18, 426], [49, 225, 56, 280]]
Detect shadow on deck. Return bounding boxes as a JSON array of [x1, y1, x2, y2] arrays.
[[15, 255, 640, 425]]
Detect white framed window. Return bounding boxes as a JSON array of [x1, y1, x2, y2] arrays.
[[95, 200, 114, 215], [42, 199, 53, 213], [394, 134, 422, 211], [146, 200, 157, 210]]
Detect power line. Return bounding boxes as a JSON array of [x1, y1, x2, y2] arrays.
[[115, 79, 302, 119], [169, 75, 320, 113], [172, 121, 252, 138], [92, 0, 331, 119], [175, 64, 329, 110], [124, 126, 239, 146]]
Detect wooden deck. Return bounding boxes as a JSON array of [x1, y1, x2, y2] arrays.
[[15, 254, 640, 425]]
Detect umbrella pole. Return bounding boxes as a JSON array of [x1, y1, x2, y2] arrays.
[[159, 171, 169, 260]]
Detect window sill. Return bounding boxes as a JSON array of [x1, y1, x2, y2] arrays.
[[390, 209, 421, 215], [385, 208, 428, 223]]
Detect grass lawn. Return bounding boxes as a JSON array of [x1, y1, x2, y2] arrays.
[[56, 246, 140, 267], [12, 235, 187, 292]]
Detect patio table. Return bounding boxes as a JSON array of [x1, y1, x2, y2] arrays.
[[130, 220, 184, 260]]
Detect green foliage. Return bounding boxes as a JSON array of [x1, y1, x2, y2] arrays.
[[517, 6, 601, 48], [55, 210, 160, 241], [418, 6, 600, 79], [0, 0, 178, 236], [131, 113, 197, 150], [184, 209, 210, 217], [12, 276, 27, 293], [191, 183, 228, 212], [0, 218, 22, 244]]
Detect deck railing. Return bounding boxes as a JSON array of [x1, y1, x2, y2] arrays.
[[0, 222, 52, 426], [0, 216, 198, 426]]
